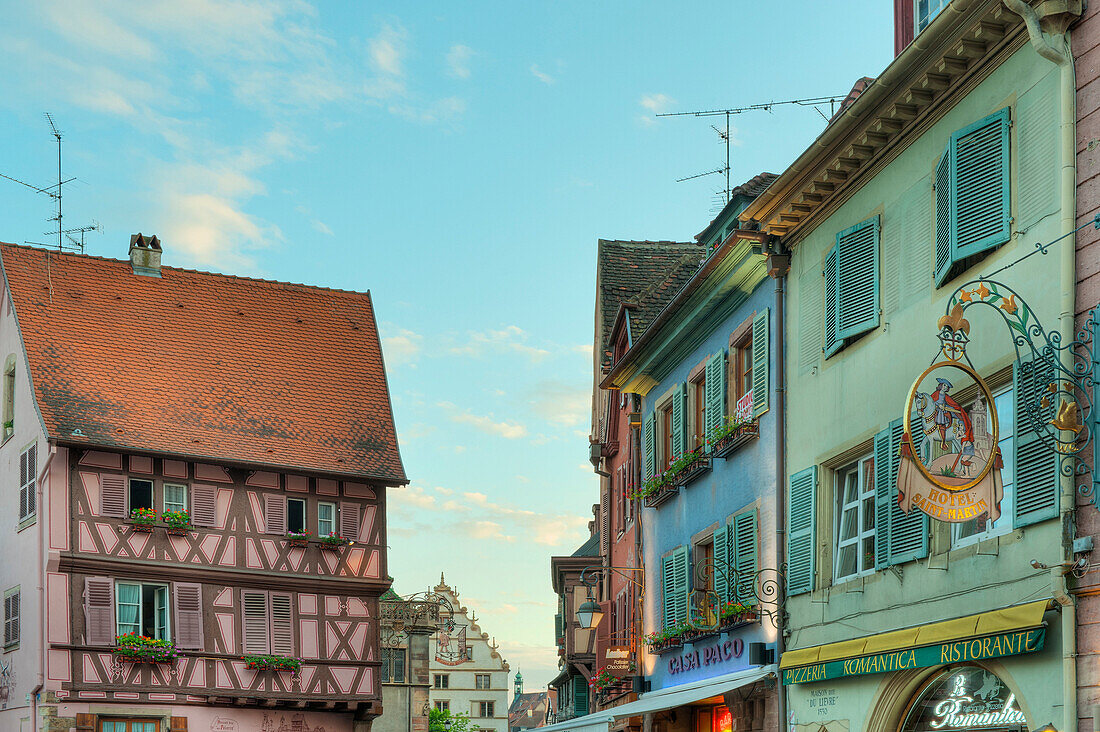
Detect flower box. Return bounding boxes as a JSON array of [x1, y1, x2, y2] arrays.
[[673, 456, 711, 487], [162, 510, 192, 536], [286, 531, 311, 548], [114, 633, 177, 664], [165, 526, 190, 536], [643, 486, 678, 509], [287, 538, 310, 548], [242, 654, 301, 672], [711, 422, 759, 459], [319, 534, 348, 551], [718, 603, 759, 630], [130, 507, 157, 532]]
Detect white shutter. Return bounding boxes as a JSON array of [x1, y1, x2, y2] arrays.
[[241, 590, 270, 654]]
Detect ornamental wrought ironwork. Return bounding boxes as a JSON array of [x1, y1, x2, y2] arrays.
[[692, 557, 783, 631], [380, 590, 455, 648]]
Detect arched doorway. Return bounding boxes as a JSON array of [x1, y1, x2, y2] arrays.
[[897, 666, 1028, 732]]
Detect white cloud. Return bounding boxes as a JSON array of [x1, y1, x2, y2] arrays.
[[446, 44, 473, 79], [531, 380, 590, 427], [530, 64, 554, 85], [639, 93, 675, 126], [449, 325, 550, 362], [450, 412, 528, 440], [467, 520, 515, 542], [368, 22, 407, 78], [312, 220, 334, 236], [391, 485, 437, 509], [380, 324, 424, 368]]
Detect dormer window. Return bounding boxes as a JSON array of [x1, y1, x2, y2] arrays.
[[916, 0, 948, 33]]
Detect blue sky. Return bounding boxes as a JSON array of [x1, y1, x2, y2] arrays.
[[0, 1, 893, 693]]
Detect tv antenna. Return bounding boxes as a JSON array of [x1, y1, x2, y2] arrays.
[[0, 113, 97, 253], [659, 94, 849, 205]]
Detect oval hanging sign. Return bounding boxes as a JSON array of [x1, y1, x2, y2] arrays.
[[898, 360, 1004, 523]]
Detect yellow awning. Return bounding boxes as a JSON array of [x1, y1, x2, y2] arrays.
[[780, 599, 1050, 670]]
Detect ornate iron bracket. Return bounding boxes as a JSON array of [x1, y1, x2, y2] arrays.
[[692, 557, 784, 631], [939, 278, 1098, 504], [380, 590, 456, 647]]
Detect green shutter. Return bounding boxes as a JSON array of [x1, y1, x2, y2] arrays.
[[705, 351, 727, 443], [674, 545, 690, 622], [661, 552, 677, 627], [643, 410, 656, 479], [823, 248, 842, 358], [672, 383, 687, 458], [873, 426, 894, 570], [573, 674, 589, 715], [934, 147, 954, 285], [713, 524, 730, 603], [1014, 359, 1058, 526], [554, 613, 562, 641], [952, 107, 1011, 260], [733, 509, 758, 603], [835, 217, 880, 340], [751, 309, 769, 418], [662, 546, 690, 627], [787, 466, 817, 595], [887, 419, 928, 564]]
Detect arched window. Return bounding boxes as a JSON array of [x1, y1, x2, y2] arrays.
[[900, 666, 1027, 732]]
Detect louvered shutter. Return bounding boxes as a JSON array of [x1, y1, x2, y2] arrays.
[[643, 411, 657, 479], [704, 351, 727, 443], [751, 309, 770, 417], [787, 467, 817, 595], [340, 502, 361, 541], [600, 489, 610, 556], [572, 674, 589, 716], [671, 383, 686, 458], [661, 553, 677, 627], [241, 590, 270, 654], [271, 592, 294, 655], [712, 524, 730, 603], [935, 148, 953, 285], [823, 248, 842, 358], [875, 419, 928, 570], [99, 474, 127, 518], [173, 583, 204, 650], [836, 217, 880, 340], [84, 577, 115, 645], [952, 108, 1011, 259], [191, 485, 218, 527], [1014, 359, 1058, 526], [733, 510, 758, 603], [18, 450, 29, 520], [672, 545, 689, 623], [873, 426, 894, 570], [554, 613, 563, 641], [263, 494, 286, 535]]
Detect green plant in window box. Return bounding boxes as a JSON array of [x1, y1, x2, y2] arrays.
[[319, 533, 348, 550], [114, 632, 178, 663], [129, 507, 157, 533], [2, 419, 12, 439], [241, 653, 301, 672], [631, 449, 707, 499], [643, 618, 697, 650], [707, 417, 757, 454], [718, 601, 756, 626], [286, 530, 311, 547], [162, 509, 192, 535]]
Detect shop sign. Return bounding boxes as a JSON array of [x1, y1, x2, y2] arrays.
[[782, 628, 1043, 685], [603, 646, 633, 676], [735, 391, 754, 421], [898, 359, 1004, 523], [901, 666, 1027, 731], [668, 637, 744, 675]]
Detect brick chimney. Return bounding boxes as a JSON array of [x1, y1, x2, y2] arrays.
[[129, 233, 162, 277]]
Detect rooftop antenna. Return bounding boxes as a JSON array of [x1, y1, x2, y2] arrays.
[[44, 113, 64, 251], [660, 94, 849, 205]]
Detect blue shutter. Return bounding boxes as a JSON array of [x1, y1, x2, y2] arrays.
[[835, 217, 880, 340], [787, 466, 817, 595], [873, 426, 894, 570], [673, 545, 690, 623], [705, 351, 727, 444], [713, 524, 730, 603], [661, 552, 677, 627], [952, 107, 1011, 260], [643, 411, 656, 480], [935, 147, 954, 286], [886, 419, 928, 563], [1014, 359, 1058, 526], [751, 309, 769, 418], [733, 510, 758, 604], [672, 383, 687, 458], [823, 248, 842, 358]]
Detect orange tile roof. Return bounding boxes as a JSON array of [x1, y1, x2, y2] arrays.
[[0, 243, 407, 483]]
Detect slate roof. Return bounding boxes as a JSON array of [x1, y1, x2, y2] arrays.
[[596, 240, 703, 370], [571, 532, 601, 557], [508, 691, 549, 729], [0, 243, 406, 483]]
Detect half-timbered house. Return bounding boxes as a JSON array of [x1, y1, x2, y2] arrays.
[[0, 236, 406, 732]]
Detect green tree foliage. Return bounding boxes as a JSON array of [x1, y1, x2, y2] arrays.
[[429, 708, 472, 732]]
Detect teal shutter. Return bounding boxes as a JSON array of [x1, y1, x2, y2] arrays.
[[952, 107, 1011, 259], [823, 248, 842, 358], [643, 410, 656, 479], [787, 466, 817, 595], [705, 351, 727, 442], [712, 524, 730, 603], [661, 552, 676, 627], [662, 546, 690, 626], [672, 383, 687, 457], [1014, 359, 1058, 526], [887, 419, 928, 564], [733, 509, 758, 603], [572, 674, 589, 715], [873, 426, 894, 570], [673, 545, 689, 622], [751, 309, 769, 418], [934, 147, 954, 285], [835, 217, 880, 339]]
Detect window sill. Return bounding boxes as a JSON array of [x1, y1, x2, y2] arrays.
[[3, 643, 17, 653], [17, 514, 36, 532]]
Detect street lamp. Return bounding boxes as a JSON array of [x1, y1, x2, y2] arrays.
[[575, 565, 643, 628], [576, 594, 604, 629]]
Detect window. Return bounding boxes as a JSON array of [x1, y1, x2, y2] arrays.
[[476, 673, 492, 690], [163, 483, 187, 514], [434, 673, 450, 689], [834, 455, 876, 582], [916, 0, 949, 33], [2, 357, 14, 440], [4, 587, 18, 647], [99, 721, 160, 732], [380, 647, 406, 683], [317, 502, 336, 537], [475, 701, 495, 718], [692, 539, 715, 624], [824, 217, 880, 358], [691, 374, 706, 450], [934, 109, 1011, 286], [465, 645, 474, 660], [661, 403, 674, 466], [955, 389, 1015, 545], [129, 479, 154, 512], [287, 498, 306, 534], [435, 701, 450, 712], [733, 334, 753, 405], [19, 443, 36, 522], [115, 582, 169, 640]]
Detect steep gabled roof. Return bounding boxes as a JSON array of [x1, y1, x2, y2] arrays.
[[595, 240, 702, 370], [0, 243, 406, 483]]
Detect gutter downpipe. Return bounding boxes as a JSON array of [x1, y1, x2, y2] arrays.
[[999, 3, 1077, 731], [766, 241, 791, 732], [32, 441, 57, 732]]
